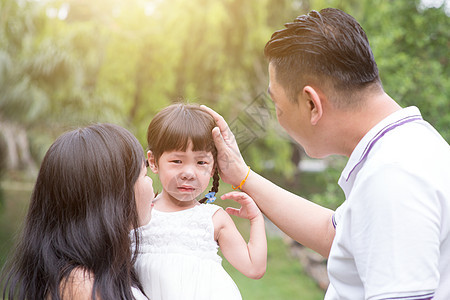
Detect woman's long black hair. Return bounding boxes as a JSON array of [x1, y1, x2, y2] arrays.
[[1, 123, 146, 299]]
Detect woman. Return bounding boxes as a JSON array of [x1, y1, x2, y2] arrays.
[[1, 123, 154, 299]]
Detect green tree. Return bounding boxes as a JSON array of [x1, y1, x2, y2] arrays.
[[71, 0, 300, 176], [366, 1, 450, 142], [0, 0, 128, 169], [2, 0, 447, 200]]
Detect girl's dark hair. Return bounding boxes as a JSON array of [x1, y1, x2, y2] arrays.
[[146, 103, 219, 203], [1, 123, 146, 299], [264, 8, 381, 108]]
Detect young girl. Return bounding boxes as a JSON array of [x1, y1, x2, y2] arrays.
[[134, 103, 267, 300]]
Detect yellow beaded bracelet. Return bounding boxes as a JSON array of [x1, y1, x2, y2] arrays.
[[232, 166, 251, 190]]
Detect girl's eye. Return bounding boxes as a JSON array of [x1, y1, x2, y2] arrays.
[[197, 161, 207, 165], [171, 160, 182, 164]]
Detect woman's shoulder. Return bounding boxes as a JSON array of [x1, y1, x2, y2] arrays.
[[131, 286, 149, 300], [60, 268, 95, 300]]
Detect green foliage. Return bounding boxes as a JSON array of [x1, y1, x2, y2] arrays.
[[1, 0, 299, 175], [0, 136, 4, 208], [367, 1, 450, 142], [310, 157, 347, 210], [1, 0, 448, 217], [0, 0, 127, 158]]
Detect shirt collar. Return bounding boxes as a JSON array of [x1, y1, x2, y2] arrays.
[[339, 106, 423, 191]]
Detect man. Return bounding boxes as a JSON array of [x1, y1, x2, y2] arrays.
[[202, 8, 450, 300]]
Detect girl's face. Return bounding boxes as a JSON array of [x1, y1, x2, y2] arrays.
[[149, 142, 214, 204], [134, 163, 154, 226]]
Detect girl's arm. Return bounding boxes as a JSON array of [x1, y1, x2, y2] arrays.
[[213, 191, 267, 279]]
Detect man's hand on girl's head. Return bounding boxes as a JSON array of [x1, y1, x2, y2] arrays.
[[201, 105, 249, 187]]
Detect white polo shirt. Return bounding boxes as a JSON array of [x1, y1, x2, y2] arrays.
[[325, 107, 450, 300]]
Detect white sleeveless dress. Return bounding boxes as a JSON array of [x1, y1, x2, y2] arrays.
[[134, 204, 242, 300]]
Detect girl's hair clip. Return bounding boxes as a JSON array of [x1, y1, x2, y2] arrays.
[[205, 192, 216, 204]]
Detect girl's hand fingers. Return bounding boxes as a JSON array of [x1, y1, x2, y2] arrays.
[[225, 207, 241, 217], [222, 192, 262, 220], [221, 192, 249, 202]]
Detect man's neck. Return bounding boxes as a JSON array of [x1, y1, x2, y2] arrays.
[[335, 92, 402, 157]]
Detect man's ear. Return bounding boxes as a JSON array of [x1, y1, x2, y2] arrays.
[[147, 151, 158, 174], [303, 85, 323, 126]]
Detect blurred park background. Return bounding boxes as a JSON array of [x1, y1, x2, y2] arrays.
[[0, 0, 449, 298]]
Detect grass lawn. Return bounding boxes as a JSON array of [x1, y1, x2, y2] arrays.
[[219, 196, 325, 300], [222, 236, 325, 300]]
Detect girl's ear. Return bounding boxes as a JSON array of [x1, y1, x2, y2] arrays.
[[147, 151, 158, 174]]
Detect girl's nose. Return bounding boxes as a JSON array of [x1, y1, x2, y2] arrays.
[[180, 167, 195, 180]]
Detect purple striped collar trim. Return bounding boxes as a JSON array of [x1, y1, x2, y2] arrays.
[[379, 291, 434, 299], [345, 114, 422, 182], [332, 213, 337, 229]]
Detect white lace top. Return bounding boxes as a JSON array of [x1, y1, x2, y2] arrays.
[[133, 203, 242, 300], [137, 204, 222, 263]]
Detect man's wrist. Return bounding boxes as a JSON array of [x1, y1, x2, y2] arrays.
[[232, 165, 251, 190]]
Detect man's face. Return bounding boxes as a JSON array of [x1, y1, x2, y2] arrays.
[[268, 63, 311, 153]]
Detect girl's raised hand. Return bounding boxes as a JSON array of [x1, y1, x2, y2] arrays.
[[221, 191, 262, 221]]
